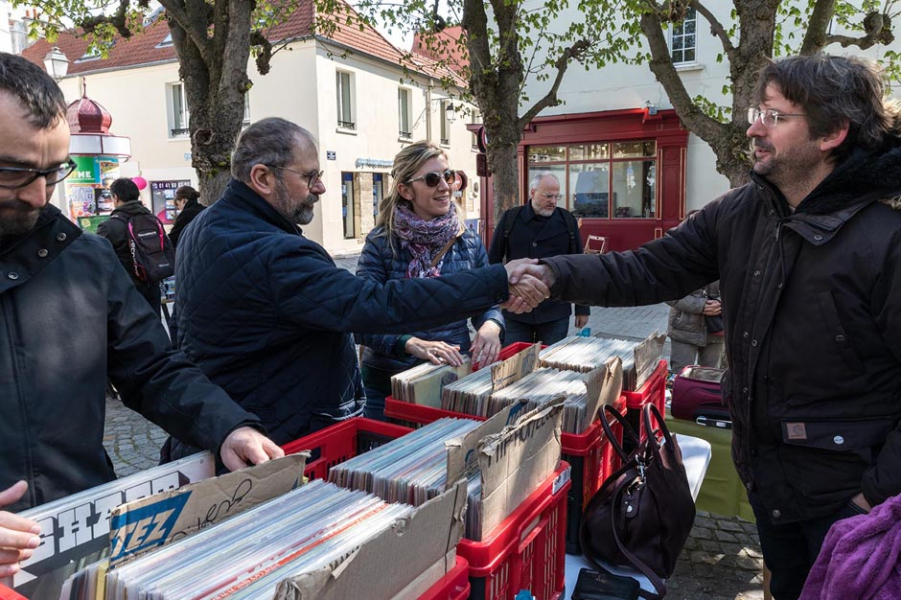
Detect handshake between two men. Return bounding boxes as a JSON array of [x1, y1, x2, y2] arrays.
[[501, 259, 557, 314]]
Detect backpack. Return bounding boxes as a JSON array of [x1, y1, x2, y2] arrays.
[[111, 212, 176, 283], [502, 205, 579, 260]]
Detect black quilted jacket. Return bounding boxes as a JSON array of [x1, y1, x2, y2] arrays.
[[173, 180, 509, 447]]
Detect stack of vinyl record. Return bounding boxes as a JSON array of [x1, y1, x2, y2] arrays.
[[490, 368, 597, 433], [390, 358, 473, 406], [540, 335, 661, 390], [62, 479, 413, 600], [329, 417, 480, 506]]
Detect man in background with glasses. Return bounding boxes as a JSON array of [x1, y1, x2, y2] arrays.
[[166, 117, 549, 463], [488, 172, 590, 345], [0, 52, 286, 581], [508, 54, 901, 599]]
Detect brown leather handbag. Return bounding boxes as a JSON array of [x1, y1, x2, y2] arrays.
[[580, 403, 696, 599]]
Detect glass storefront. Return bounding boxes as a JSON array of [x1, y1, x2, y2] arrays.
[[527, 141, 658, 220]]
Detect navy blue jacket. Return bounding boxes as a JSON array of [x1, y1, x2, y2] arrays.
[[174, 180, 509, 445], [488, 202, 590, 324], [355, 226, 504, 372]]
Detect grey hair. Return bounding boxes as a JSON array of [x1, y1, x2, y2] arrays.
[[231, 117, 317, 181], [528, 172, 560, 193]]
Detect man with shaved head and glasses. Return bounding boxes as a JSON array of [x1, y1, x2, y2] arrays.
[[507, 54, 901, 599], [167, 117, 549, 462], [488, 172, 590, 345], [0, 52, 286, 581]]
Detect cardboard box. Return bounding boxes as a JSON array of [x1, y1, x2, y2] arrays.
[[12, 452, 215, 597], [447, 397, 564, 540], [273, 481, 467, 600], [108, 453, 309, 567]]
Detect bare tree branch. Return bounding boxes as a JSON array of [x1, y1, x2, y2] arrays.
[[800, 0, 836, 54], [517, 39, 590, 129], [158, 0, 213, 57], [639, 10, 723, 144], [691, 0, 736, 60], [824, 10, 895, 49]]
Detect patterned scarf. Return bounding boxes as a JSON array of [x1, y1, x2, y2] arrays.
[[394, 201, 459, 279]]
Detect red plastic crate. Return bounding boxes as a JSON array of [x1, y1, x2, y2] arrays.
[[458, 461, 571, 600], [281, 417, 412, 480], [0, 585, 26, 600], [417, 555, 471, 600], [624, 359, 668, 441], [384, 342, 630, 555]]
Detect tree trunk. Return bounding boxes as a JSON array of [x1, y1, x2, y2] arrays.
[[488, 142, 520, 223], [164, 0, 253, 205]]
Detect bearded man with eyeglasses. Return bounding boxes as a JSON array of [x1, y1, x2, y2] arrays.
[[0, 52, 288, 583], [507, 54, 901, 600], [166, 117, 550, 463], [488, 172, 590, 345]]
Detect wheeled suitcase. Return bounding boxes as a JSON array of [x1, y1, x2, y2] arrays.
[[671, 366, 730, 425]]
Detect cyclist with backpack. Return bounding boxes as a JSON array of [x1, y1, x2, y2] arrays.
[[487, 172, 590, 345], [97, 178, 175, 317]]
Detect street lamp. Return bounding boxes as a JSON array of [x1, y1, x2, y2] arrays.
[[44, 46, 69, 80], [446, 102, 457, 124]]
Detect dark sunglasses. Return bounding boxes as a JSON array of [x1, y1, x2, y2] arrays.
[[407, 169, 456, 187]]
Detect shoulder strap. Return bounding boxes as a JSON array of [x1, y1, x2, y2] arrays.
[[561, 209, 579, 254], [429, 228, 463, 269], [502, 206, 523, 261]]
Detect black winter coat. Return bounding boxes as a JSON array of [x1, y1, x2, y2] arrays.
[[487, 202, 589, 324], [543, 144, 901, 523], [169, 198, 205, 248], [96, 200, 154, 284], [0, 205, 260, 512], [173, 180, 509, 447]]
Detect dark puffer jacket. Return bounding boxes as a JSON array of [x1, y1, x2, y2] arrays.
[[169, 197, 205, 248], [173, 180, 509, 447], [355, 226, 504, 373], [0, 205, 259, 512], [543, 143, 901, 523]]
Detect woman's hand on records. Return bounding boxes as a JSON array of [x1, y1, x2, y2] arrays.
[[405, 338, 465, 367], [219, 427, 285, 472], [0, 481, 41, 579], [471, 321, 502, 369]]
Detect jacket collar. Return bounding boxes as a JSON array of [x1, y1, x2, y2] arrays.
[[111, 200, 150, 216], [224, 179, 303, 236], [751, 139, 901, 245], [0, 204, 81, 294]]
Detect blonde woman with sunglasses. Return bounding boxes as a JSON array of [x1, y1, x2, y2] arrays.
[[355, 140, 504, 420]]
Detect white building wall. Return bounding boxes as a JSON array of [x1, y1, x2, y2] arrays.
[[50, 38, 475, 253]]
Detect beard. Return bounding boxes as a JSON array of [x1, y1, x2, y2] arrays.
[[750, 138, 820, 186], [272, 179, 317, 225], [0, 200, 41, 236]]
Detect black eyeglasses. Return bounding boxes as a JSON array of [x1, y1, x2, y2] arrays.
[[0, 159, 77, 190], [270, 165, 324, 188], [407, 169, 456, 188]]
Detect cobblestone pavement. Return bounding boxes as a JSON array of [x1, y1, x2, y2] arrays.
[[103, 253, 764, 600]]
